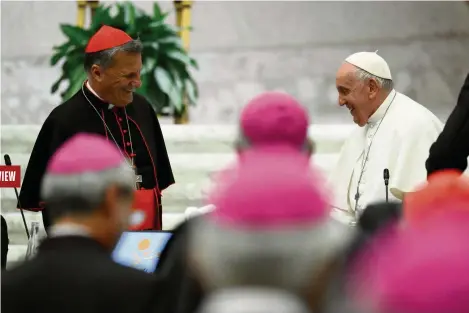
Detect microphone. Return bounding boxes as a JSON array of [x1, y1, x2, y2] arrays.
[[4, 154, 30, 239], [383, 168, 390, 203]]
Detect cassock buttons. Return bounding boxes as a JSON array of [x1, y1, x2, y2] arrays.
[[126, 142, 131, 146], [118, 117, 123, 122], [123, 129, 128, 134]]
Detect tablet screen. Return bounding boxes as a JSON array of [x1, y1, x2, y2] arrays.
[[112, 231, 172, 273]]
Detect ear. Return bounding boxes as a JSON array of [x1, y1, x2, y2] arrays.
[[102, 185, 118, 217], [368, 79, 379, 99], [90, 64, 104, 82]]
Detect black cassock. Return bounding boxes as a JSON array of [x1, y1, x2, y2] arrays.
[[426, 73, 469, 176], [18, 83, 175, 230]]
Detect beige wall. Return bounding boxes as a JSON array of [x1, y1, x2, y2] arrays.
[[2, 1, 469, 124]]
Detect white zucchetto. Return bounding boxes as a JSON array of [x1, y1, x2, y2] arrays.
[[345, 51, 392, 80]]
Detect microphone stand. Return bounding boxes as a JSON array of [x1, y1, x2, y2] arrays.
[[4, 154, 30, 239]]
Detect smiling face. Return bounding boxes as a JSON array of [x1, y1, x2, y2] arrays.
[[90, 51, 142, 107], [336, 63, 378, 126]]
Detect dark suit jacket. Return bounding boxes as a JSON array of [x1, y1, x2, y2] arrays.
[[156, 217, 204, 313], [1, 236, 168, 313], [426, 74, 469, 176]]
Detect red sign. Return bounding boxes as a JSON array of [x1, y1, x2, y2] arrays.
[[0, 165, 21, 188]]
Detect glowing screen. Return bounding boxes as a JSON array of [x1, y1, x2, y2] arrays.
[[112, 231, 172, 273]]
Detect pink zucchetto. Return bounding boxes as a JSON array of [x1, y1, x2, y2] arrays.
[[46, 133, 125, 174], [208, 150, 329, 228], [348, 213, 469, 313], [240, 92, 309, 148]]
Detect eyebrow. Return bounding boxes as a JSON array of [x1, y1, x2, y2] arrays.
[[122, 69, 141, 76]]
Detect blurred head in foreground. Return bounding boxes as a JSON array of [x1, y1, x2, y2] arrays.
[[189, 154, 350, 310], [208, 92, 314, 205], [347, 212, 469, 313], [41, 133, 135, 249], [403, 170, 469, 227], [235, 91, 313, 156]]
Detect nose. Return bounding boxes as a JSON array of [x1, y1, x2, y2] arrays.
[[132, 79, 142, 89], [338, 96, 346, 106], [132, 73, 142, 89]]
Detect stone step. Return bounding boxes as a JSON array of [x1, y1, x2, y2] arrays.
[[1, 124, 354, 154], [0, 153, 339, 213]]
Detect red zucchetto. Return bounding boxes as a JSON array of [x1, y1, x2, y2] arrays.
[[85, 25, 133, 53]]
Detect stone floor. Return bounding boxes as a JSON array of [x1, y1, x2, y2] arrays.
[[1, 124, 354, 266]]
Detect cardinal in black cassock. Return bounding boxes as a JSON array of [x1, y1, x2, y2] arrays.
[[426, 73, 469, 176], [18, 25, 174, 231]]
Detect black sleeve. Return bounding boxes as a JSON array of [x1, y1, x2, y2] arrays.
[[18, 115, 73, 210], [1, 215, 8, 270], [150, 110, 175, 191], [426, 73, 469, 176]]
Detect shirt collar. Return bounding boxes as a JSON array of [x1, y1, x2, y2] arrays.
[[48, 223, 91, 238], [86, 81, 114, 110], [368, 89, 396, 125]]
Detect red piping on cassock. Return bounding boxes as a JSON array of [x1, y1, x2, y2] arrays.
[[128, 116, 161, 196], [112, 109, 132, 159]]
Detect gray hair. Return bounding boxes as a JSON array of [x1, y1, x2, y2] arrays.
[[188, 218, 351, 295], [41, 162, 135, 218], [84, 39, 143, 72], [354, 68, 394, 91]]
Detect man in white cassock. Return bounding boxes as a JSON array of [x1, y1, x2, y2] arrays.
[[328, 51, 443, 226]]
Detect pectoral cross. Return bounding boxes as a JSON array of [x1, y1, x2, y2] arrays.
[[133, 165, 142, 189]]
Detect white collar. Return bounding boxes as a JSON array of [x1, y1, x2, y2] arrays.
[[201, 288, 309, 313], [368, 89, 396, 124], [48, 223, 91, 238], [86, 81, 114, 110]]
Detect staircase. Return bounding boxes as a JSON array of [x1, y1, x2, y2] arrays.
[[1, 124, 354, 266]]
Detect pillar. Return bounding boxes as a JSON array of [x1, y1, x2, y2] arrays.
[[76, 0, 87, 28], [173, 0, 194, 124]]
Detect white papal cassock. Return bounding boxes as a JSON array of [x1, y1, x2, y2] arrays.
[[328, 89, 443, 225]]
